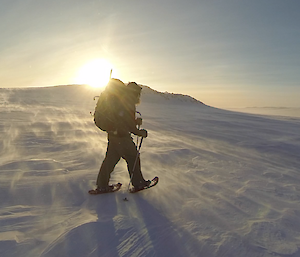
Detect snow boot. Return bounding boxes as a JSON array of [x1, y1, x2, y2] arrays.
[[133, 180, 151, 191]]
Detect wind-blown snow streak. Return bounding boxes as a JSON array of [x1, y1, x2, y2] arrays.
[[1, 85, 300, 257]]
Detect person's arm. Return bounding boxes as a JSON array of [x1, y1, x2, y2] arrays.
[[123, 106, 147, 137]]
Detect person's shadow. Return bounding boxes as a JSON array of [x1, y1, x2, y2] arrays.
[[40, 193, 206, 257]]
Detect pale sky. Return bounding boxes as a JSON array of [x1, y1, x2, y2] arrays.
[[1, 0, 300, 108]]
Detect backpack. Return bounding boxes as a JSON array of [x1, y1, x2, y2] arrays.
[[94, 79, 126, 132]]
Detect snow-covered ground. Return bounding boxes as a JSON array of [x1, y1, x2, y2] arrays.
[[1, 85, 300, 257], [227, 107, 300, 119]]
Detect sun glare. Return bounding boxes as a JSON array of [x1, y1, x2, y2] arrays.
[[75, 59, 113, 88]]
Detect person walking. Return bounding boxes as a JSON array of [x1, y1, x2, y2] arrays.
[[91, 80, 150, 194]]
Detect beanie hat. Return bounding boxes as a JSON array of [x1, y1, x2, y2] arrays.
[[127, 82, 142, 94]]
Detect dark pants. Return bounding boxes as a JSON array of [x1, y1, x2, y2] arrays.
[[97, 135, 146, 188]]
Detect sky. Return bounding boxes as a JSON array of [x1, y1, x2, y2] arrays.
[[1, 0, 300, 108]]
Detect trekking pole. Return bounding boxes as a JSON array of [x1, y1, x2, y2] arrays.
[[135, 112, 142, 145], [127, 137, 144, 191]]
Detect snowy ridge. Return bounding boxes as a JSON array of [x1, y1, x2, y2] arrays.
[[1, 86, 300, 257], [140, 85, 204, 105], [0, 84, 204, 107]]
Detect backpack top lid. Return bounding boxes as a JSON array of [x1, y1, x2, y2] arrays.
[[105, 78, 126, 94]]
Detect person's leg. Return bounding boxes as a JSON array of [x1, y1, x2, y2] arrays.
[[96, 139, 121, 188], [121, 137, 148, 187]]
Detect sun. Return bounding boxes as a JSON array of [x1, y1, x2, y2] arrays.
[[74, 59, 113, 88]]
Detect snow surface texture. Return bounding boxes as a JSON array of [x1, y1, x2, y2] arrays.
[[1, 85, 300, 257]]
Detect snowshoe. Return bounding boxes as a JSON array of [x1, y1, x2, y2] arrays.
[[89, 183, 122, 195], [129, 177, 159, 193]]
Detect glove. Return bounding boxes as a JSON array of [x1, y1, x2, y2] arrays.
[[136, 117, 143, 126], [138, 129, 148, 138]]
